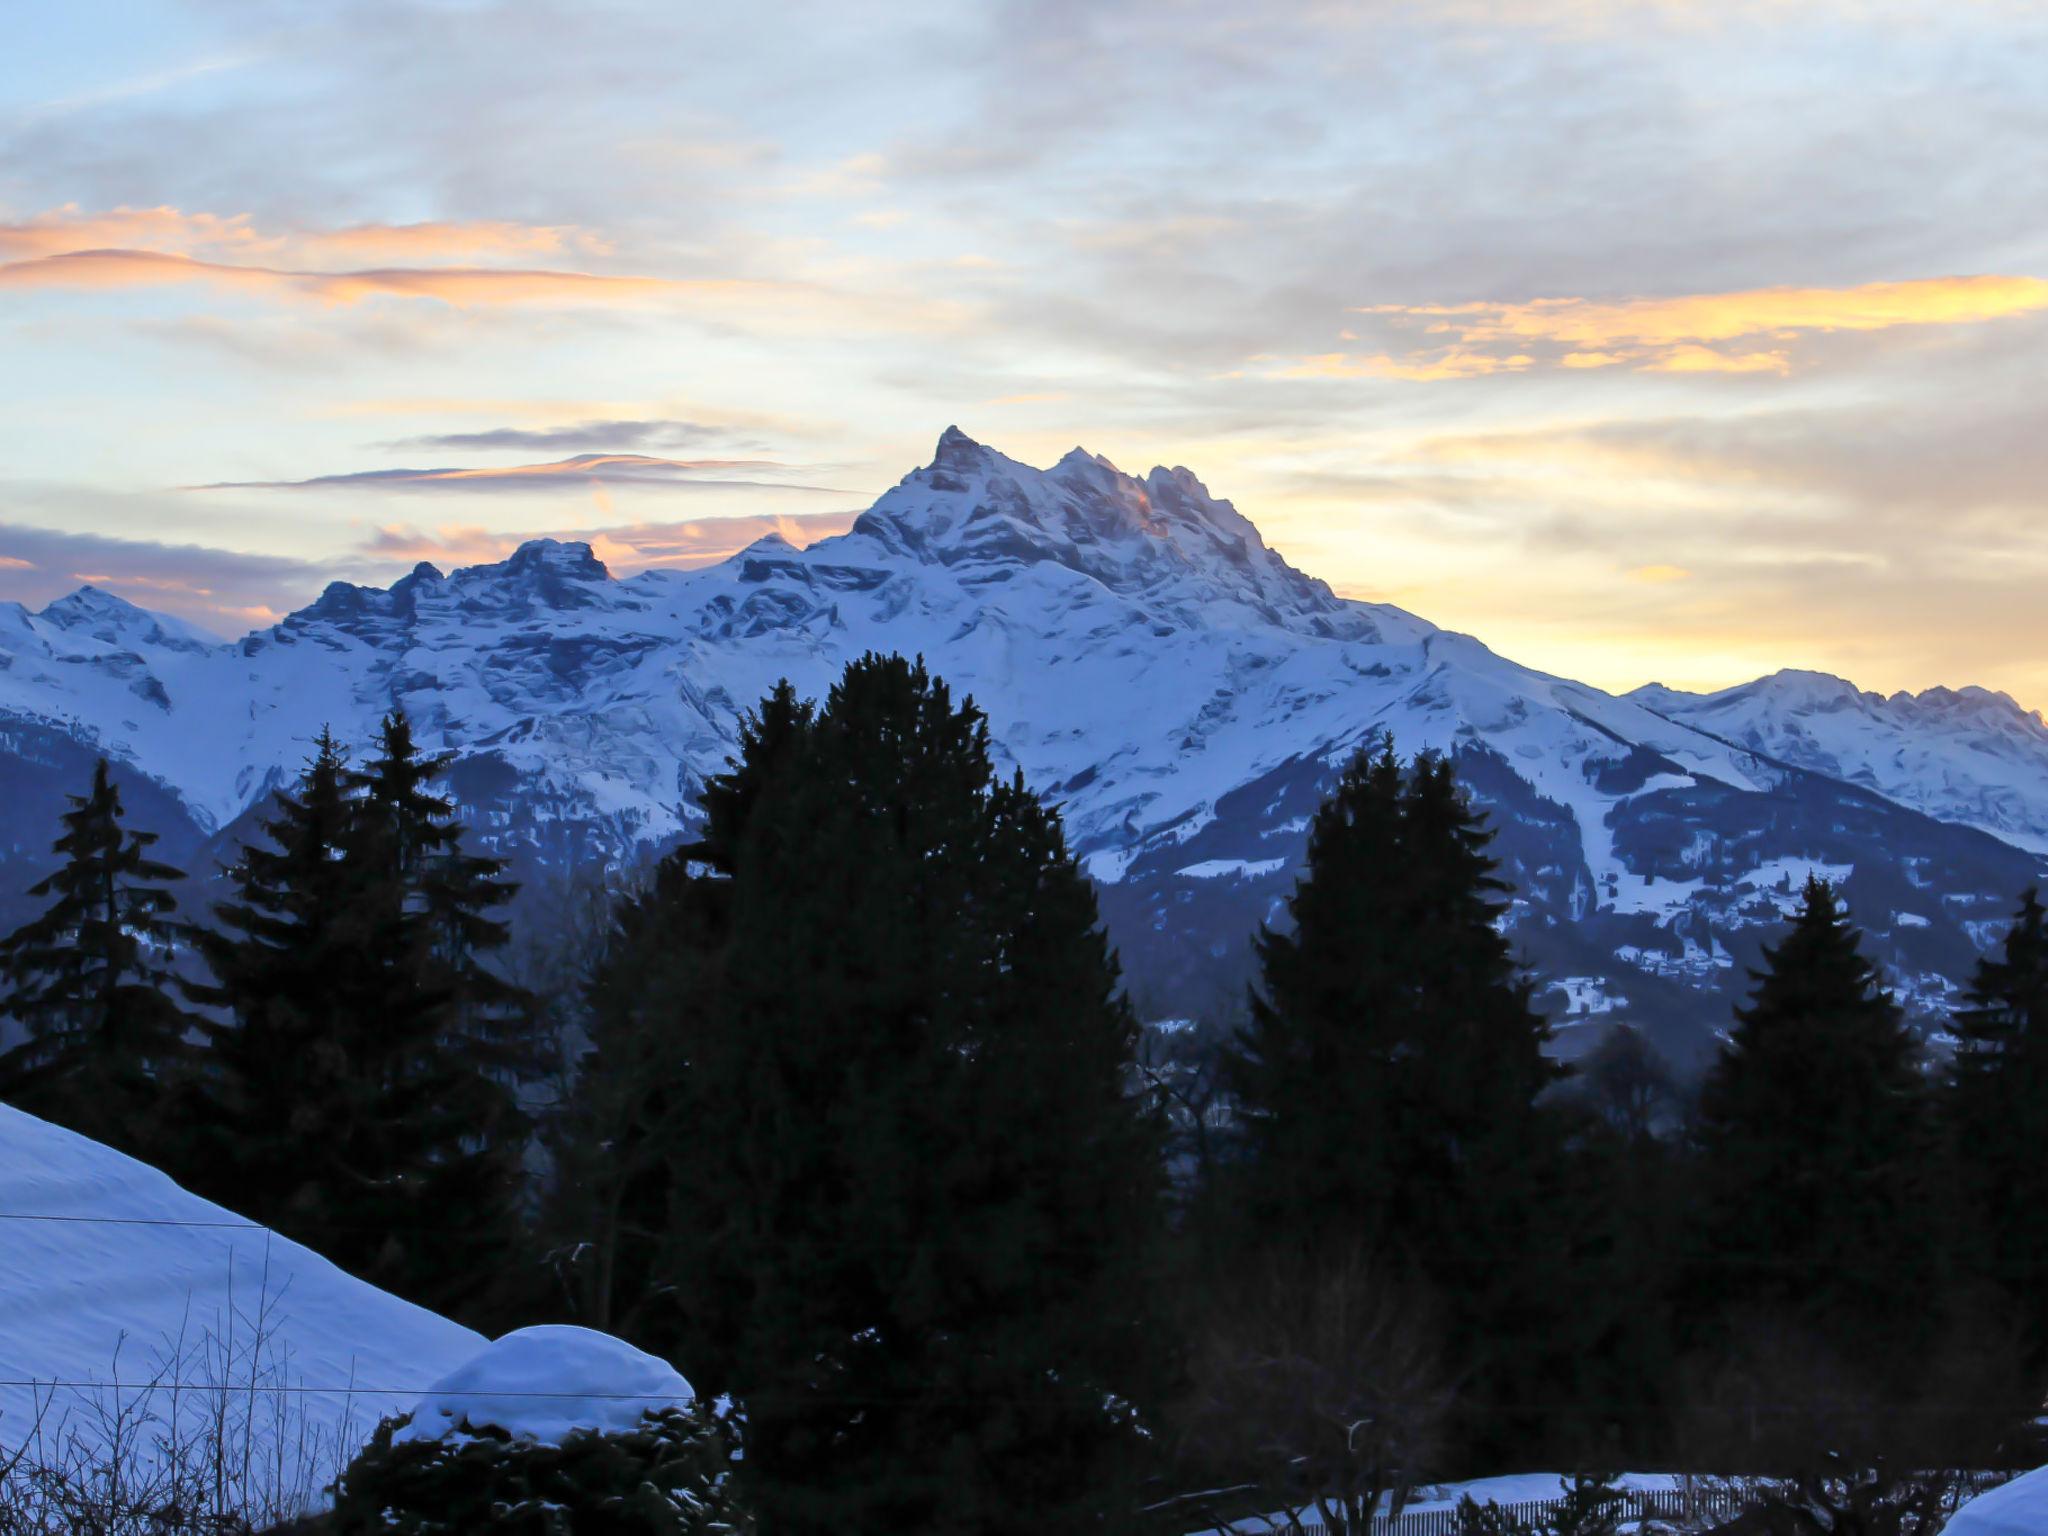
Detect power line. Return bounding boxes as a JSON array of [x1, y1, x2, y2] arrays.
[[0, 1381, 691, 1402]]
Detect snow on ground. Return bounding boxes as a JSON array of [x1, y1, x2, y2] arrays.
[[0, 1104, 483, 1477], [1177, 857, 1290, 881], [1192, 1472, 1686, 1533], [394, 1324, 693, 1447], [1405, 1473, 1682, 1510], [1945, 1465, 2048, 1536]]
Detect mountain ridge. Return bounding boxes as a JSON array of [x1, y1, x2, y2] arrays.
[[3, 428, 2043, 1059]]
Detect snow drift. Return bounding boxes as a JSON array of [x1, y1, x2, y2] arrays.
[[1944, 1467, 2048, 1536], [394, 1324, 694, 1447], [0, 1102, 482, 1478]]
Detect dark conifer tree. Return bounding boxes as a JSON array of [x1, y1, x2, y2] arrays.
[[1228, 738, 1570, 1461], [1945, 888, 2048, 1367], [1231, 739, 1409, 1243], [1688, 876, 1934, 1363], [0, 758, 198, 1155], [182, 731, 364, 1228], [350, 711, 538, 1082], [572, 682, 813, 1340], [586, 656, 1163, 1535], [327, 711, 530, 1317], [188, 716, 530, 1321]]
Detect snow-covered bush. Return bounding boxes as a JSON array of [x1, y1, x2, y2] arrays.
[[327, 1326, 747, 1535], [328, 1403, 747, 1535]]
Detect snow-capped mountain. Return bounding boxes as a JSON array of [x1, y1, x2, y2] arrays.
[[1631, 672, 2048, 856], [2, 427, 2043, 1065]]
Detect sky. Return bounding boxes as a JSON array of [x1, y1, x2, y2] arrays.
[[4, 0, 2047, 706]]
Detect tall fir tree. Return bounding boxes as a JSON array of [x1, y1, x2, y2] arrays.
[[1227, 738, 1571, 1463], [182, 731, 365, 1230], [584, 656, 1164, 1535], [0, 758, 199, 1156], [1687, 876, 1935, 1368], [1944, 888, 2048, 1369], [189, 716, 532, 1322], [349, 710, 538, 1082]]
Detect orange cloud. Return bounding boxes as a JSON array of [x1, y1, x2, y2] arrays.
[[0, 204, 966, 337], [1337, 274, 2048, 378], [0, 555, 34, 570], [196, 454, 845, 493], [0, 248, 686, 307], [0, 204, 611, 266], [361, 511, 860, 572], [1278, 349, 1534, 381]]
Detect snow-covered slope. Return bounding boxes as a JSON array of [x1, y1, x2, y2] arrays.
[[1, 428, 2042, 1061], [0, 1103, 482, 1489], [1946, 1466, 2048, 1536], [1632, 671, 2048, 855]]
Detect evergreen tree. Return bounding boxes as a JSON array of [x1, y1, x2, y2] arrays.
[[189, 717, 531, 1322], [587, 656, 1164, 1534], [1688, 877, 1934, 1364], [181, 732, 365, 1230], [0, 758, 199, 1155], [1228, 738, 1571, 1462], [570, 683, 814, 1341], [350, 711, 538, 1082], [1945, 888, 2048, 1367]]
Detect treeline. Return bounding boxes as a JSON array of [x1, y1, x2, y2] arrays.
[[0, 717, 536, 1319], [4, 654, 2048, 1533]]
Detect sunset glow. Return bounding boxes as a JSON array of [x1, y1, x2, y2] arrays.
[[3, 0, 2044, 706]]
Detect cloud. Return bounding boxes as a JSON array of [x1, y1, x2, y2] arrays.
[[1327, 275, 2048, 378], [0, 204, 615, 266], [0, 508, 865, 637], [0, 248, 686, 307], [0, 522, 328, 633], [379, 419, 736, 453], [193, 453, 849, 495], [359, 511, 860, 572]]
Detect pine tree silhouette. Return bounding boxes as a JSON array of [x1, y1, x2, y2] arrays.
[[1945, 887, 2048, 1366], [585, 655, 1164, 1534], [182, 731, 363, 1230], [0, 758, 198, 1155], [1689, 876, 1934, 1360], [188, 716, 531, 1322], [1228, 736, 1568, 1461]]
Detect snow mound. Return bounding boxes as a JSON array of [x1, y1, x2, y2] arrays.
[[393, 1325, 694, 1447], [0, 1103, 482, 1471], [1945, 1468, 2048, 1536]]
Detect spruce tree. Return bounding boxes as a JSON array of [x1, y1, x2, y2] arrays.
[[189, 717, 531, 1322], [1688, 876, 1934, 1363], [1945, 888, 2048, 1365], [334, 712, 531, 1317], [0, 758, 198, 1155], [1231, 739, 1409, 1243], [1231, 742, 1560, 1249], [590, 656, 1163, 1534], [181, 732, 366, 1231], [350, 711, 538, 1083]]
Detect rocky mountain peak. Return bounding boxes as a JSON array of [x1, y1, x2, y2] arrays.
[[837, 429, 1355, 634]]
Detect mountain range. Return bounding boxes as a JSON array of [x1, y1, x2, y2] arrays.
[[6, 426, 2046, 1068]]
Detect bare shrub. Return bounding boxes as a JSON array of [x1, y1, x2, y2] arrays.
[[0, 1262, 374, 1533], [1170, 1247, 1451, 1534]]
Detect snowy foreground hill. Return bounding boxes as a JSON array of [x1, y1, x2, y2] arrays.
[[3, 428, 2045, 1062], [0, 1103, 482, 1495]]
